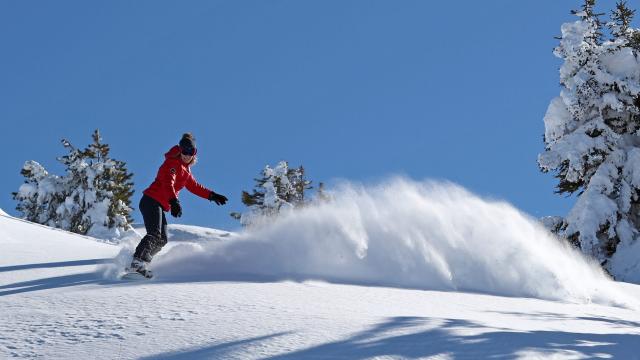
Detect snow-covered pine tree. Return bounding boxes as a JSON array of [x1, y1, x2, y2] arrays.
[[539, 0, 640, 274], [284, 165, 312, 205], [82, 130, 135, 236], [12, 130, 134, 240], [12, 161, 65, 227], [55, 139, 91, 233], [232, 161, 312, 226], [609, 1, 640, 50]]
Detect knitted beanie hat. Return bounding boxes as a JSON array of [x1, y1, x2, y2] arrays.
[[179, 133, 197, 156]]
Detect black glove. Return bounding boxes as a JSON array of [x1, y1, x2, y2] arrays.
[[208, 191, 228, 206], [169, 198, 182, 218]]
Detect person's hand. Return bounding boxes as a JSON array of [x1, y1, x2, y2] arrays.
[[208, 191, 228, 206], [169, 198, 182, 217]]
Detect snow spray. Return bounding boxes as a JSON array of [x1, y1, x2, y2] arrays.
[[148, 178, 633, 306]]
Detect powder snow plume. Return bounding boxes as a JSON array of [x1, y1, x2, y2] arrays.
[[113, 178, 634, 306]]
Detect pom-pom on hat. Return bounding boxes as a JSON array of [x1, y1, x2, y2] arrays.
[[179, 133, 197, 156]]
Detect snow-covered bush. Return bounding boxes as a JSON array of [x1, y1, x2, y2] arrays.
[[539, 0, 640, 273], [13, 130, 134, 240], [13, 161, 66, 226]]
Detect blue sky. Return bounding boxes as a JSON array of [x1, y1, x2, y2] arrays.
[[0, 1, 620, 231]]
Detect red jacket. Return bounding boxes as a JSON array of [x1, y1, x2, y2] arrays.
[[143, 145, 213, 211]]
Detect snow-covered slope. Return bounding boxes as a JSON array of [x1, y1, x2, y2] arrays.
[[3, 180, 640, 359], [0, 211, 120, 286]]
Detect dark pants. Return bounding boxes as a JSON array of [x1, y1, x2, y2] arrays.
[[133, 195, 168, 263]]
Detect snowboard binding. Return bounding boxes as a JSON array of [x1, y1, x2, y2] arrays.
[[122, 258, 154, 279]]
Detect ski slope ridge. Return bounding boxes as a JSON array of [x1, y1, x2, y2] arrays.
[[108, 178, 635, 307]]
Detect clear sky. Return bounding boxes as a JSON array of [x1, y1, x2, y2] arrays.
[[1, 0, 622, 231]]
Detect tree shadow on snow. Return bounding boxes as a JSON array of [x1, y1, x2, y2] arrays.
[[138, 317, 640, 359], [487, 310, 640, 329], [0, 259, 114, 297], [264, 317, 640, 359], [0, 258, 111, 273], [137, 332, 291, 360], [0, 272, 115, 297]]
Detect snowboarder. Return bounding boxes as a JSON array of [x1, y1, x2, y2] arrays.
[[127, 133, 228, 278]]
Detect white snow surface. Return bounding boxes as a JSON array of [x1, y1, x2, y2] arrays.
[[3, 180, 640, 359]]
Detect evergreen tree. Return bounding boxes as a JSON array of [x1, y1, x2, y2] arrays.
[[232, 161, 312, 226], [609, 1, 640, 50], [610, 1, 634, 38], [12, 161, 65, 227], [284, 165, 313, 205], [540, 0, 640, 276], [84, 130, 135, 232], [56, 138, 92, 233], [13, 130, 135, 239], [572, 0, 605, 45]]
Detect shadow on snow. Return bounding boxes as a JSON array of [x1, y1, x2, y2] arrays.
[[0, 273, 114, 297], [0, 258, 111, 273], [142, 317, 640, 359], [138, 333, 291, 360], [0, 259, 115, 297]]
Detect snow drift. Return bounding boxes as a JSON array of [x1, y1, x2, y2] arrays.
[[108, 178, 632, 306]]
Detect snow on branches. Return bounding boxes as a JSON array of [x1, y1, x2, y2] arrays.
[[232, 161, 313, 226], [540, 1, 640, 275], [13, 130, 134, 241]]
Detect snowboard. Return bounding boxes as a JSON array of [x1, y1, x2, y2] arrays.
[[120, 268, 153, 280]]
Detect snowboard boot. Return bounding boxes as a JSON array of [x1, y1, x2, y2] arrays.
[[127, 257, 153, 278]]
